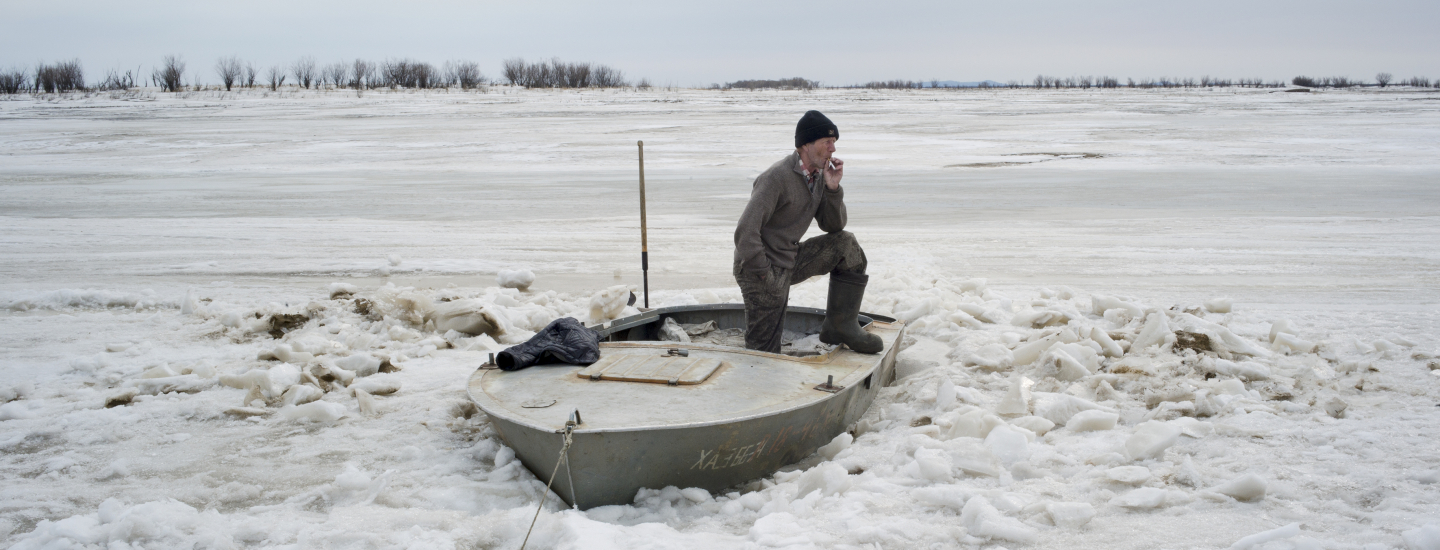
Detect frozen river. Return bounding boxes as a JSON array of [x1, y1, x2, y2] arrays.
[[2, 87, 1437, 306], [1, 87, 1438, 549]]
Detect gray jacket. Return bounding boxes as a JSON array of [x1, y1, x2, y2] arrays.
[[733, 152, 847, 277]]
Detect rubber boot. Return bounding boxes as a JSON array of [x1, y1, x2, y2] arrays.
[[819, 271, 884, 354]]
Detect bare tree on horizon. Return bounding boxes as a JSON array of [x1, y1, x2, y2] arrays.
[[266, 66, 285, 91], [447, 60, 484, 89], [153, 56, 185, 92], [0, 67, 30, 94], [322, 61, 349, 89], [291, 57, 317, 89], [215, 56, 243, 91], [350, 59, 373, 90], [501, 58, 524, 86]]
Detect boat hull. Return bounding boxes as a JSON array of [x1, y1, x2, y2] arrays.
[[469, 304, 905, 509]]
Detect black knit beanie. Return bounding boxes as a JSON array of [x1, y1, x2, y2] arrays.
[[795, 110, 839, 148]]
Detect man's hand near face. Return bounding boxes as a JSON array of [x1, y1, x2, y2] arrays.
[[824, 157, 843, 189]]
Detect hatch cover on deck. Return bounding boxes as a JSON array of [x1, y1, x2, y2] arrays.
[[576, 353, 726, 385]]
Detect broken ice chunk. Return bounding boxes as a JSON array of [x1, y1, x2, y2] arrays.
[[1322, 397, 1347, 419], [1009, 416, 1054, 436], [1105, 465, 1152, 485], [350, 377, 400, 396], [354, 388, 378, 416], [1045, 348, 1092, 381], [1210, 359, 1271, 381], [223, 407, 269, 418], [984, 424, 1031, 466], [910, 448, 954, 482], [1203, 297, 1232, 314], [1089, 327, 1124, 357], [328, 283, 359, 299], [1091, 295, 1144, 318], [1212, 473, 1267, 501], [894, 297, 938, 323], [947, 309, 983, 328], [1066, 410, 1119, 432], [939, 409, 1005, 439], [1110, 487, 1167, 509], [1033, 393, 1110, 426], [1230, 523, 1301, 550], [1125, 421, 1181, 461], [589, 285, 632, 322], [816, 432, 852, 461], [995, 375, 1033, 416], [497, 269, 535, 290], [104, 389, 139, 408], [966, 343, 1014, 371], [961, 496, 1037, 543], [1132, 312, 1175, 350], [1272, 332, 1316, 354], [1267, 319, 1294, 343], [280, 401, 347, 423], [934, 378, 957, 411], [334, 353, 382, 377], [1011, 334, 1058, 366], [1046, 502, 1095, 528], [430, 299, 504, 337], [796, 462, 851, 498], [280, 384, 324, 406]]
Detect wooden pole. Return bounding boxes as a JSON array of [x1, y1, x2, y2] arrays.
[[638, 141, 649, 309]]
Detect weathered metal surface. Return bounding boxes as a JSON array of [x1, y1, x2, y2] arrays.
[[468, 304, 905, 510]]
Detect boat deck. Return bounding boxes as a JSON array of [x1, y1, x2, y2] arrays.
[[470, 336, 897, 433]]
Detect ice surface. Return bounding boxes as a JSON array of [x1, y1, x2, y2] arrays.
[[2, 87, 1438, 549]]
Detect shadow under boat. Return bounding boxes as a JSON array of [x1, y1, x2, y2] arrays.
[[467, 303, 906, 510]]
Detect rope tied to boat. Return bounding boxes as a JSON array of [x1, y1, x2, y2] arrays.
[[519, 415, 579, 550]]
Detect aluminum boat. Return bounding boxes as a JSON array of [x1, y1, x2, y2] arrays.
[[466, 303, 906, 509]]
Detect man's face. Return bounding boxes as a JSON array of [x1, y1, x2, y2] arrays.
[[800, 137, 837, 167]]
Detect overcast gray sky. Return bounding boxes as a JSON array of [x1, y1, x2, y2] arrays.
[[4, 0, 1436, 86]]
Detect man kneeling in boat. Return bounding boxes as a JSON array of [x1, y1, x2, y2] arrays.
[[732, 110, 882, 354]]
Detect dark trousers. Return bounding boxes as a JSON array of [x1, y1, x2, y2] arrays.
[[733, 231, 867, 353]]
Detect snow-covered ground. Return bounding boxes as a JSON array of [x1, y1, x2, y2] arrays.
[[1, 87, 1438, 549]]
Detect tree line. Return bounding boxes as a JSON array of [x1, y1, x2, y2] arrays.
[[499, 58, 632, 88], [740, 73, 1440, 90], [714, 78, 818, 90], [1, 55, 642, 94], [4, 59, 1439, 94]]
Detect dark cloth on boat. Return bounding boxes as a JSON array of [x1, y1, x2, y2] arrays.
[[733, 152, 847, 279], [497, 317, 601, 371], [734, 230, 868, 353]]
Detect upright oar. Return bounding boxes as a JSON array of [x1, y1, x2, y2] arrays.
[[637, 140, 649, 309]]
